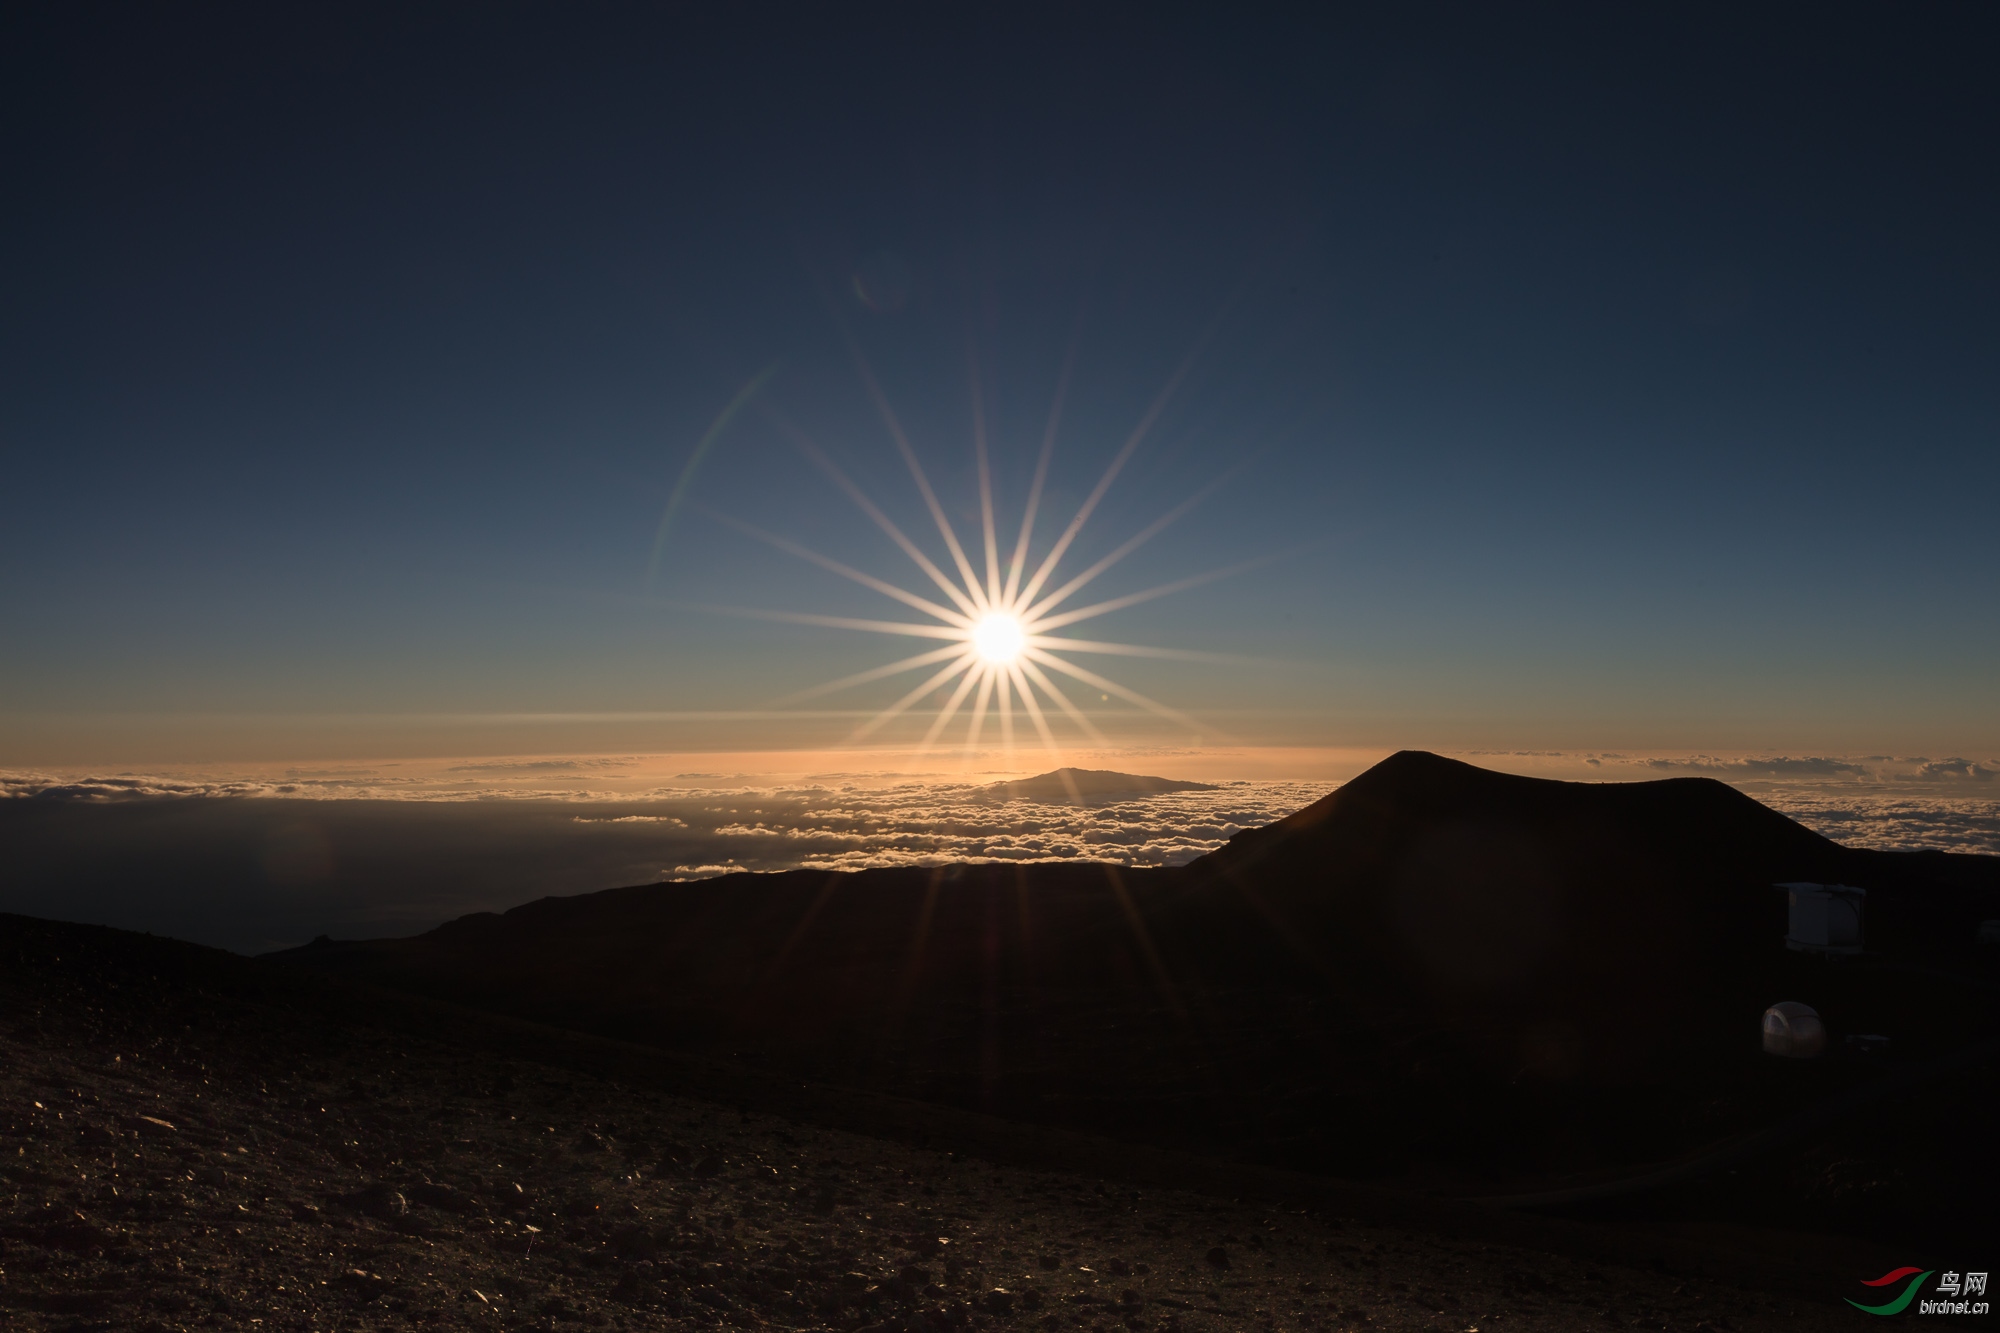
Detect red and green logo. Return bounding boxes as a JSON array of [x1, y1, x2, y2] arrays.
[[1847, 1268, 1934, 1316]]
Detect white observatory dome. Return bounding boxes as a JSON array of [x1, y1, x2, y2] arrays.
[[1762, 1001, 1825, 1058]]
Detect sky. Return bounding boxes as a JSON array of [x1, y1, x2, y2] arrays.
[[3, 5, 1997, 949], [3, 4, 1997, 770]]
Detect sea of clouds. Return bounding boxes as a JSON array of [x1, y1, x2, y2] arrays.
[[0, 770, 1327, 876], [3, 752, 1992, 953], [7, 750, 1998, 868], [574, 780, 1330, 878], [0, 768, 1327, 951]]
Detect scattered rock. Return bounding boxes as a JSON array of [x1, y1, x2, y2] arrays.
[[0, 915, 1814, 1333], [410, 1181, 473, 1213], [609, 1266, 654, 1304], [2, 1215, 120, 1252], [334, 1183, 407, 1220]]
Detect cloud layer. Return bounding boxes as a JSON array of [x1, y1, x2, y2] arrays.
[[1755, 794, 2000, 855], [3, 754, 1994, 956], [0, 773, 1325, 953], [633, 780, 1327, 876]]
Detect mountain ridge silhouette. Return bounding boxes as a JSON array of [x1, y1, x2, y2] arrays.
[[275, 749, 1999, 1185]]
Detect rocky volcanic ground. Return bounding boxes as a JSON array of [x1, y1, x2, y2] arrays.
[[0, 918, 1820, 1332]]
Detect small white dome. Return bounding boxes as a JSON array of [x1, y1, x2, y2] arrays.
[[1762, 1001, 1825, 1058]]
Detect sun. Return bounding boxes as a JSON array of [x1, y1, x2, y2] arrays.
[[972, 613, 1025, 664], [692, 323, 1249, 764]]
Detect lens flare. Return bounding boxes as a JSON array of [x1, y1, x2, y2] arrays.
[[705, 324, 1255, 764]]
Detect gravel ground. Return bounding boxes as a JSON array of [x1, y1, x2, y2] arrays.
[[0, 919, 1824, 1332]]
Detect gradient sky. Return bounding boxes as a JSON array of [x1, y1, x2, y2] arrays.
[[3, 3, 1996, 769]]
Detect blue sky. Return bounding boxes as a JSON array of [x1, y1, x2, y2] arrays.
[[2, 3, 1995, 766]]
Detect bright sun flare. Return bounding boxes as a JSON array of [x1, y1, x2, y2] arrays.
[[698, 328, 1246, 765], [972, 613, 1025, 664]]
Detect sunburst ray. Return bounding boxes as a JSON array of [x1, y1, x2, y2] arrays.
[[1022, 645, 1206, 735], [1008, 661, 1063, 758], [765, 409, 984, 620], [1016, 655, 1106, 745], [1017, 468, 1234, 623], [1023, 557, 1270, 634], [997, 657, 1016, 761], [969, 338, 1003, 607], [689, 604, 968, 641], [963, 668, 997, 753], [920, 664, 986, 750], [851, 652, 979, 741], [1002, 320, 1077, 608], [1025, 637, 1251, 663], [690, 311, 1265, 758], [1014, 329, 1206, 610], [771, 642, 973, 706], [708, 510, 970, 627], [838, 325, 989, 610]]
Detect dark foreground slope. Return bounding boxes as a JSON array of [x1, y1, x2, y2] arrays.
[[274, 753, 2000, 1238], [15, 913, 1867, 1333]]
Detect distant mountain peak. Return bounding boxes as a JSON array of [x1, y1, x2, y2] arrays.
[[1198, 747, 1842, 875], [979, 767, 1216, 805]]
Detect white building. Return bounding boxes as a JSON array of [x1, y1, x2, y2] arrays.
[[1776, 881, 1865, 955]]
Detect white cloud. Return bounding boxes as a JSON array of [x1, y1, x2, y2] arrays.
[[0, 765, 1325, 876], [1639, 755, 1870, 777], [1915, 758, 1998, 783], [1760, 794, 2000, 855], [645, 780, 1322, 872], [0, 774, 271, 801]]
